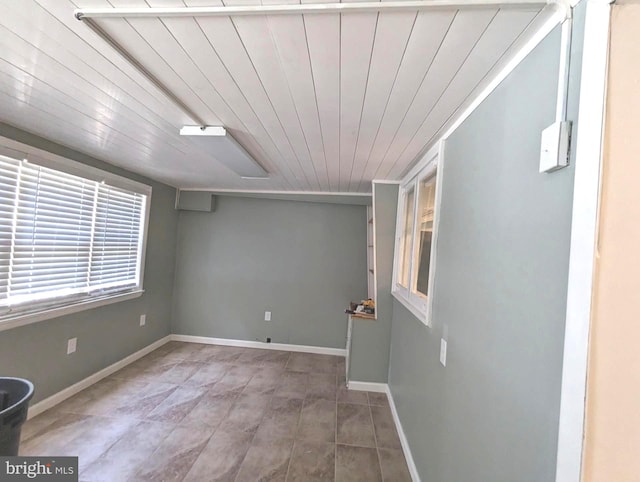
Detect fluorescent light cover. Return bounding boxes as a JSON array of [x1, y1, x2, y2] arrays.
[[180, 126, 268, 178]]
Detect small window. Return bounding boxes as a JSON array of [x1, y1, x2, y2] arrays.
[[398, 187, 415, 288], [413, 173, 436, 298], [392, 145, 441, 325], [0, 152, 150, 322]]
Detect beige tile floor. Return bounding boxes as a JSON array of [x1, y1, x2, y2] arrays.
[[20, 342, 411, 482]]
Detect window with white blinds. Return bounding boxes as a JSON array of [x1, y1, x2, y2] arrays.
[[0, 154, 148, 316]]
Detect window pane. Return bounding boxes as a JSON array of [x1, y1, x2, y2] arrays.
[[90, 184, 145, 292], [10, 163, 95, 304], [0, 156, 19, 303], [398, 187, 415, 288], [413, 174, 437, 297]]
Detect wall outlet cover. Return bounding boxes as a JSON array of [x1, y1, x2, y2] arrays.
[[264, 311, 271, 321], [67, 337, 77, 355], [440, 338, 447, 367]]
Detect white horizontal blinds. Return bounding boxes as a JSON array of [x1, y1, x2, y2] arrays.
[[0, 152, 147, 313], [0, 156, 20, 304], [89, 184, 144, 291], [10, 162, 96, 304]]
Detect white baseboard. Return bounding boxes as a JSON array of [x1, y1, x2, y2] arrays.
[[171, 334, 346, 357], [347, 380, 387, 393], [27, 335, 172, 420], [385, 385, 421, 482]]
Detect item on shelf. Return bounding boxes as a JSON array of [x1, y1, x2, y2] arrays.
[[345, 300, 375, 316]]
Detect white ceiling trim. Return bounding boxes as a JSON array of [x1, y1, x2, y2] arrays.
[[180, 187, 371, 196], [75, 0, 548, 20]]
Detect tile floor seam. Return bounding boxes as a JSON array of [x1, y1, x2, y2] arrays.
[[335, 369, 339, 482], [334, 391, 339, 444], [336, 362, 340, 478], [283, 439, 297, 482], [56, 417, 116, 478], [336, 441, 385, 450], [129, 426, 212, 481], [283, 381, 305, 482], [368, 398, 385, 481], [232, 366, 279, 482], [157, 426, 200, 481]]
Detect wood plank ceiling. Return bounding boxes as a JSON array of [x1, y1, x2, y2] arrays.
[[0, 0, 555, 192]]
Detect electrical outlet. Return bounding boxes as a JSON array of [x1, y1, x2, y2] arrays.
[[264, 311, 271, 321], [140, 314, 146, 326], [439, 338, 447, 367], [266, 337, 271, 343], [67, 337, 77, 355]]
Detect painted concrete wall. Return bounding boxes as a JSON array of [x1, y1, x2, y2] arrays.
[[582, 5, 640, 481], [386, 8, 586, 481], [172, 195, 368, 349], [349, 182, 398, 382], [0, 124, 179, 404]]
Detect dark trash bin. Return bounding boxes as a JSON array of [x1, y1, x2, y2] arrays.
[[0, 377, 35, 456]]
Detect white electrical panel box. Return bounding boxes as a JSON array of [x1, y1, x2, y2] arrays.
[[540, 121, 571, 173]]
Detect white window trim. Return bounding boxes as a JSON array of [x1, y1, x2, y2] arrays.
[[0, 290, 144, 333], [392, 142, 444, 326], [0, 137, 152, 331]]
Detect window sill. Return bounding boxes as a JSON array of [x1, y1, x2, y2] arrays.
[[0, 290, 144, 333], [392, 289, 430, 327]]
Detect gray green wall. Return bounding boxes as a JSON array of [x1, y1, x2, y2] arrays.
[[172, 196, 368, 348], [387, 8, 585, 482], [0, 124, 179, 404], [349, 183, 398, 382]]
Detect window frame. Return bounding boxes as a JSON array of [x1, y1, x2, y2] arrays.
[[0, 139, 152, 332], [391, 142, 444, 326]]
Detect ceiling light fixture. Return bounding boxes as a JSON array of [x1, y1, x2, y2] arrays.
[[179, 126, 268, 179]]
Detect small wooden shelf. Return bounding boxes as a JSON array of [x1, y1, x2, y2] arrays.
[[351, 312, 376, 320]]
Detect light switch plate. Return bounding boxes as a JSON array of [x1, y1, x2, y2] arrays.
[[140, 314, 146, 326], [67, 337, 77, 355], [264, 311, 271, 321], [540, 121, 571, 173], [440, 338, 447, 367]]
